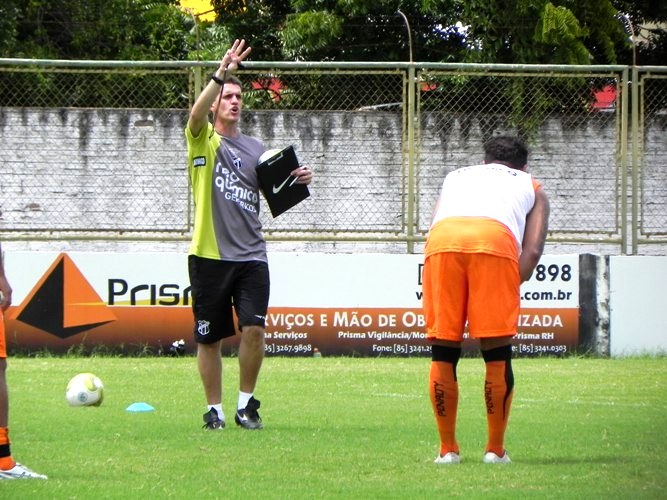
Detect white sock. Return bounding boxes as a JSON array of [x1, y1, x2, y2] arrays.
[[208, 404, 224, 421], [238, 391, 253, 410]]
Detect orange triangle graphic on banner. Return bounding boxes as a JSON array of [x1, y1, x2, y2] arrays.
[[13, 253, 116, 338], [61, 254, 116, 328]]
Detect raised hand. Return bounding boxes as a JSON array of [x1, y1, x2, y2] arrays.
[[221, 39, 252, 73]]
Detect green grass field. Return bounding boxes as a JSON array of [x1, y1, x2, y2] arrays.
[[1, 356, 665, 499]]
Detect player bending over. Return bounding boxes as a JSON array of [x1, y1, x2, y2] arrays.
[[422, 135, 550, 464]]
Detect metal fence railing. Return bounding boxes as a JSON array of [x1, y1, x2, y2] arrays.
[[413, 66, 626, 248], [634, 67, 667, 253], [0, 59, 665, 255]]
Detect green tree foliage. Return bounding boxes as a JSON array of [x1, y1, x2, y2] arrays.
[[0, 0, 198, 109], [209, 0, 667, 66], [268, 0, 629, 64], [613, 0, 667, 65], [1, 0, 193, 60], [0, 2, 20, 56], [1, 0, 664, 65], [217, 0, 467, 62], [280, 11, 343, 60], [210, 0, 292, 61], [186, 22, 235, 62], [533, 3, 591, 64]]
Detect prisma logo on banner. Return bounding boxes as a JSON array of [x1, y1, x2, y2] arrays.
[[4, 252, 579, 356], [5, 252, 193, 352]]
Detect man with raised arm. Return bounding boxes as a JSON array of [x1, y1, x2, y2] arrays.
[[185, 40, 312, 431]]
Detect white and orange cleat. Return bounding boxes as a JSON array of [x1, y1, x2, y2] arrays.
[[0, 462, 48, 479], [483, 451, 512, 464], [434, 452, 461, 464]]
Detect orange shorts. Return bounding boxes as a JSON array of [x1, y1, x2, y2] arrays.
[[422, 252, 520, 341], [0, 310, 6, 358]]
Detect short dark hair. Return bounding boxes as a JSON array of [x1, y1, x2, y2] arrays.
[[224, 75, 243, 88], [483, 136, 528, 170]]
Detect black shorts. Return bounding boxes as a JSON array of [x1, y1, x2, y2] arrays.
[[188, 255, 270, 344]]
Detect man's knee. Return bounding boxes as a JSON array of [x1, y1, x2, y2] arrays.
[[197, 340, 222, 355], [242, 325, 265, 340]]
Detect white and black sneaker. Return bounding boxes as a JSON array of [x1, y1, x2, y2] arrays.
[[234, 397, 263, 430], [202, 408, 225, 430]]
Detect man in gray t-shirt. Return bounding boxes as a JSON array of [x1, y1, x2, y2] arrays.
[[185, 39, 312, 431]]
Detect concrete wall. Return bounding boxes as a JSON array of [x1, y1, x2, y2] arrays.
[[0, 107, 665, 256]]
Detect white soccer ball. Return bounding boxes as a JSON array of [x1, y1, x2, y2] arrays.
[[258, 148, 282, 165], [66, 373, 104, 407]]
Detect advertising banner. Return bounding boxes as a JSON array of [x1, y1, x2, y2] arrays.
[[3, 252, 579, 356]]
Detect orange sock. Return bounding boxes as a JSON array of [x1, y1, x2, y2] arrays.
[[0, 427, 15, 470], [482, 346, 514, 456], [430, 345, 461, 455]]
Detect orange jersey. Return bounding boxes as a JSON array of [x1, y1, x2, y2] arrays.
[[425, 217, 520, 262], [423, 163, 541, 340]]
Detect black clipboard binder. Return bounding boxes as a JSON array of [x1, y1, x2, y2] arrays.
[[255, 145, 310, 218]]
